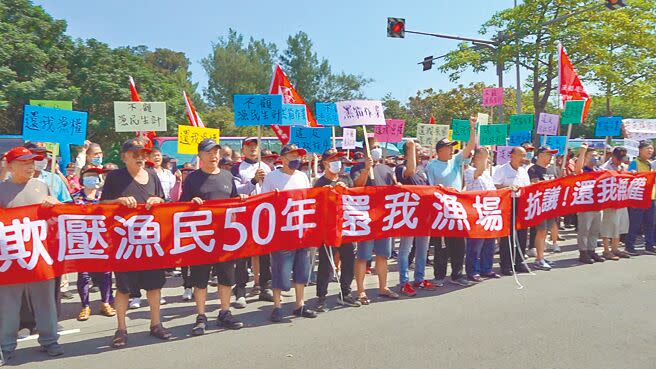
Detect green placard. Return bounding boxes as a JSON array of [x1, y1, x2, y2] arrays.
[[561, 100, 585, 125], [29, 100, 73, 110], [43, 142, 60, 156], [479, 124, 508, 146], [509, 114, 535, 133], [451, 119, 471, 141]]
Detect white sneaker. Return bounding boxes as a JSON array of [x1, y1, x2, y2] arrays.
[[551, 243, 561, 253], [533, 259, 552, 271], [128, 298, 141, 309], [527, 248, 537, 258], [182, 288, 193, 301], [160, 297, 167, 305], [17, 328, 31, 340]]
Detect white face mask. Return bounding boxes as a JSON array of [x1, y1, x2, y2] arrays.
[[371, 148, 383, 161], [328, 160, 342, 173], [34, 159, 48, 171]]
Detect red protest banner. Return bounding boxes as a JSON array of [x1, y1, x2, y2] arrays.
[[515, 171, 656, 229]]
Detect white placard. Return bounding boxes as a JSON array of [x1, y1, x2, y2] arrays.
[[114, 102, 167, 132], [622, 119, 656, 140], [416, 124, 450, 149], [342, 128, 357, 149], [477, 113, 490, 125], [335, 100, 386, 127]]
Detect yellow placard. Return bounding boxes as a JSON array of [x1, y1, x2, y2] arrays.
[[448, 130, 462, 150], [177, 125, 221, 154]]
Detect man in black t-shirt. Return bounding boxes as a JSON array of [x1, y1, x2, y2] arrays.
[[313, 148, 361, 312], [527, 146, 559, 271], [100, 139, 168, 348], [180, 139, 245, 335]]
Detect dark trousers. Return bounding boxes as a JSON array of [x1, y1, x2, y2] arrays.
[[234, 258, 249, 298], [499, 228, 528, 272], [20, 275, 62, 330], [316, 243, 355, 298], [259, 254, 272, 287], [433, 237, 465, 281]]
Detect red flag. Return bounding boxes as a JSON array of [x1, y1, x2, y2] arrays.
[[183, 91, 205, 128], [269, 65, 318, 145], [429, 115, 435, 125], [558, 43, 592, 121], [129, 76, 156, 149]]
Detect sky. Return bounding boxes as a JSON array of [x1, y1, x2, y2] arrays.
[[33, 0, 517, 102]]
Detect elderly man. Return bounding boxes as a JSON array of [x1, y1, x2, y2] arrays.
[[0, 147, 62, 365]]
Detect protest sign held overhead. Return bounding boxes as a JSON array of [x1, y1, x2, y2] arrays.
[[537, 113, 560, 136], [29, 100, 73, 110], [374, 119, 405, 143], [290, 127, 332, 153], [479, 124, 508, 146], [177, 125, 221, 154], [315, 102, 340, 126], [280, 103, 308, 126], [114, 101, 167, 132], [495, 146, 513, 165], [451, 119, 471, 141], [342, 127, 357, 149], [561, 100, 585, 125], [482, 87, 504, 107], [335, 100, 385, 127], [233, 94, 283, 126], [416, 124, 449, 148], [509, 114, 534, 133], [595, 116, 623, 137], [23, 105, 88, 145], [508, 130, 532, 147]]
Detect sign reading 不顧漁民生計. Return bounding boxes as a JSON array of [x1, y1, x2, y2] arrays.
[[114, 102, 167, 132], [233, 94, 283, 126]]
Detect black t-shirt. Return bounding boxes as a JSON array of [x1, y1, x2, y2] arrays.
[[180, 169, 238, 201], [395, 163, 428, 186], [314, 174, 354, 188], [100, 168, 165, 203], [350, 162, 396, 187], [528, 164, 547, 182]]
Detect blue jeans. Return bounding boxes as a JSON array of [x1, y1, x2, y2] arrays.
[[398, 236, 430, 284], [626, 200, 656, 251], [356, 238, 392, 261], [466, 238, 496, 278], [270, 248, 313, 291]]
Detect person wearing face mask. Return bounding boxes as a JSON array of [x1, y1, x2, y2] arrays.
[[626, 141, 656, 256], [72, 166, 116, 322], [312, 148, 361, 312], [262, 144, 318, 322], [75, 141, 104, 176], [573, 144, 606, 264], [24, 143, 73, 204]]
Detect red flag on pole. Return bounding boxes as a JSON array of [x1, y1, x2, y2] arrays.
[[269, 65, 318, 145], [558, 43, 592, 121], [129, 76, 156, 148], [429, 115, 436, 125], [183, 91, 205, 128]]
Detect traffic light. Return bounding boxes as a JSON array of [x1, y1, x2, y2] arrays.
[[387, 17, 405, 38], [422, 56, 433, 71], [605, 0, 626, 9]]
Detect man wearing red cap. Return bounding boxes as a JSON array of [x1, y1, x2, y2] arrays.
[[0, 146, 62, 365]]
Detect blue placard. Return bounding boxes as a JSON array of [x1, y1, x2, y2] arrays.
[[595, 116, 622, 137], [233, 94, 282, 126], [289, 127, 333, 154], [281, 104, 308, 126], [23, 105, 87, 145], [508, 130, 532, 147], [540, 136, 567, 155], [315, 102, 340, 126]]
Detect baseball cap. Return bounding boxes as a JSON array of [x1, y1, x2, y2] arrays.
[[81, 165, 104, 176], [280, 144, 307, 157], [4, 146, 45, 163], [536, 146, 558, 155], [242, 137, 258, 147], [23, 142, 51, 154], [435, 138, 458, 150], [198, 138, 221, 152], [121, 139, 152, 154], [521, 142, 535, 152], [321, 148, 346, 162]]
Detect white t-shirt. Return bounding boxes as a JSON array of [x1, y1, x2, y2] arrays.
[[464, 167, 496, 191], [262, 169, 310, 192], [236, 160, 271, 195], [492, 163, 531, 188], [155, 168, 176, 200]]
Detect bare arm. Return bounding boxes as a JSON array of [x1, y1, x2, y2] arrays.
[[402, 140, 416, 178], [461, 116, 478, 160]]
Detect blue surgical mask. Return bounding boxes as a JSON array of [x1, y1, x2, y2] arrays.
[[371, 148, 383, 161], [82, 176, 100, 188], [526, 151, 534, 160], [288, 159, 302, 170], [328, 161, 342, 173], [91, 157, 103, 166]]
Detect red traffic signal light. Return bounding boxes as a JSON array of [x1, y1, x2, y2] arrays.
[[606, 0, 626, 9], [387, 17, 405, 38]]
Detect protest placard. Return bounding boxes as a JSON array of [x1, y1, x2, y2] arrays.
[[335, 100, 385, 127], [561, 100, 585, 125], [448, 130, 462, 150], [233, 94, 283, 126], [624, 139, 639, 158], [29, 100, 73, 110], [482, 88, 504, 107], [509, 114, 534, 133], [374, 119, 405, 143], [315, 102, 340, 126], [43, 142, 60, 156], [114, 102, 167, 132], [342, 128, 357, 149], [508, 130, 532, 147], [177, 125, 221, 155], [451, 119, 471, 141], [23, 105, 87, 145], [595, 116, 622, 137], [280, 103, 307, 126], [479, 124, 508, 146], [496, 146, 513, 165], [290, 127, 332, 154], [536, 113, 560, 136], [416, 124, 449, 148], [541, 136, 567, 155], [477, 113, 490, 125]]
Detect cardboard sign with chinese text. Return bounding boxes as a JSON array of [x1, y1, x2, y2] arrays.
[[290, 127, 332, 154], [479, 124, 508, 146], [315, 102, 340, 126], [335, 100, 385, 127], [342, 128, 357, 149], [416, 124, 449, 149], [536, 113, 560, 136], [114, 102, 167, 132], [374, 119, 405, 143], [233, 94, 283, 126], [482, 88, 504, 107], [177, 125, 221, 155], [23, 105, 87, 145]]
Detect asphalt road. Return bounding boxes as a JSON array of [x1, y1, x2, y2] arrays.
[[11, 234, 656, 369]]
